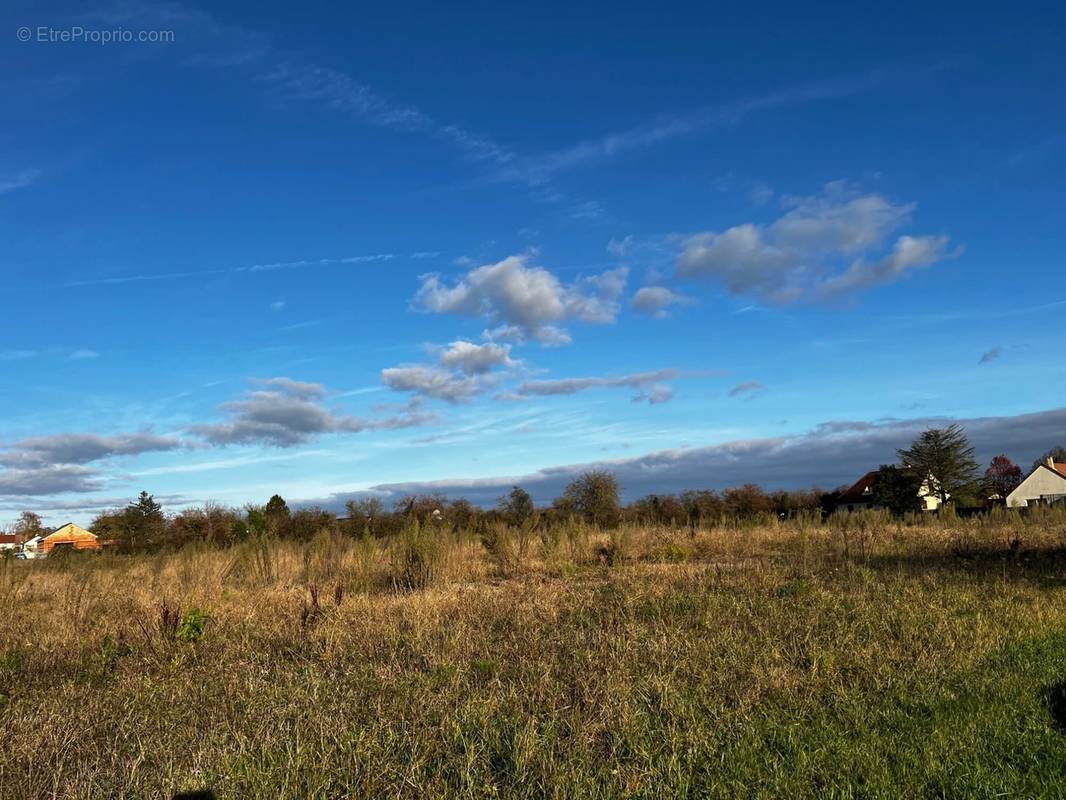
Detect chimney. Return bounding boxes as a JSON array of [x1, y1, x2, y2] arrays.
[[1049, 456, 1057, 469]]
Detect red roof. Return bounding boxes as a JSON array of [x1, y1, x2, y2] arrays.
[[0, 534, 19, 545], [1053, 462, 1066, 478], [838, 471, 879, 504]]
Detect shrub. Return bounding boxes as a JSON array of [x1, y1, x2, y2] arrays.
[[177, 608, 208, 643], [480, 524, 519, 576], [390, 521, 443, 591]]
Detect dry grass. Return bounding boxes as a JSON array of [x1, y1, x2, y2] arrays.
[[3, 511, 1066, 798]]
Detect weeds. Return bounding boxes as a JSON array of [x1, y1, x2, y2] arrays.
[[177, 608, 208, 643], [2, 514, 1066, 798]]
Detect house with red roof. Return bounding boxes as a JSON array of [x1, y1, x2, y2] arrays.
[[836, 469, 943, 513]]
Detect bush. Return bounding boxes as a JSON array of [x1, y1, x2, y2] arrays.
[[480, 524, 519, 577], [177, 608, 208, 643], [390, 521, 443, 591]]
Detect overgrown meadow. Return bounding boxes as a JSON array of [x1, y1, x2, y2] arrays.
[[4, 508, 1066, 798]]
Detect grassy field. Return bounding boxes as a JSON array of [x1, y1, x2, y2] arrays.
[[3, 510, 1066, 798]]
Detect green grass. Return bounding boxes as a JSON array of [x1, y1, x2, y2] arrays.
[[3, 521, 1066, 798]]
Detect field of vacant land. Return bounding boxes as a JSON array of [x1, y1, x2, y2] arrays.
[[3, 509, 1066, 799]]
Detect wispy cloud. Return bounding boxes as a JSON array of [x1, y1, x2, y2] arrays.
[[492, 68, 928, 186], [978, 346, 1003, 365], [62, 252, 403, 288], [0, 169, 41, 195], [729, 381, 766, 400], [501, 369, 681, 404], [86, 1, 516, 167]]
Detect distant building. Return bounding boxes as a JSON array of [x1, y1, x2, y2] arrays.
[[24, 523, 102, 556], [0, 533, 21, 553], [836, 469, 943, 512], [837, 471, 880, 512], [1006, 458, 1066, 508]]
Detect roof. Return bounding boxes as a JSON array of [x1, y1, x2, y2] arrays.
[[838, 471, 879, 504], [44, 522, 96, 541], [0, 534, 18, 545], [1054, 462, 1066, 478]]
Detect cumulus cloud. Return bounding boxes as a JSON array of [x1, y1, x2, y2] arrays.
[[676, 183, 957, 302], [414, 255, 628, 345], [190, 377, 433, 446], [506, 369, 679, 404], [816, 235, 952, 298], [631, 286, 692, 317], [253, 377, 327, 399], [382, 339, 519, 403], [437, 340, 514, 374], [0, 433, 182, 468], [380, 366, 486, 404], [305, 406, 1066, 508]]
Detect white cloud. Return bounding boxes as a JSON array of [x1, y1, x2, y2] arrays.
[[380, 366, 486, 404], [815, 235, 954, 298], [676, 183, 957, 302], [0, 169, 40, 196], [491, 71, 905, 186], [414, 255, 627, 345], [631, 286, 692, 317], [437, 340, 514, 374]]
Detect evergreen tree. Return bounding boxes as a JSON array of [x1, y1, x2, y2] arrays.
[[120, 491, 165, 551], [872, 465, 923, 516], [897, 425, 979, 506], [264, 494, 292, 536]]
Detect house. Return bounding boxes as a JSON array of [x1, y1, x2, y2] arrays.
[[21, 534, 45, 558], [1006, 458, 1066, 508], [836, 471, 880, 512], [0, 533, 21, 552], [35, 523, 102, 555], [836, 469, 944, 513]]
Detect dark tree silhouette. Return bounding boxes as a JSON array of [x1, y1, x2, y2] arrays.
[[985, 455, 1023, 498], [897, 424, 979, 505]]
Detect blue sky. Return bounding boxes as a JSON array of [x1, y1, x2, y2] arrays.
[[2, 1, 1065, 524]]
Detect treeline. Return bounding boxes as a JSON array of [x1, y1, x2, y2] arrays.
[[72, 474, 831, 554], [9, 427, 1062, 555]]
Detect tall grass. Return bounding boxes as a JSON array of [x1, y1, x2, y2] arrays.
[[2, 509, 1066, 798]]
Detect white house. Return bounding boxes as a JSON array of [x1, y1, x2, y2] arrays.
[[21, 534, 46, 559], [1007, 458, 1066, 508]]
